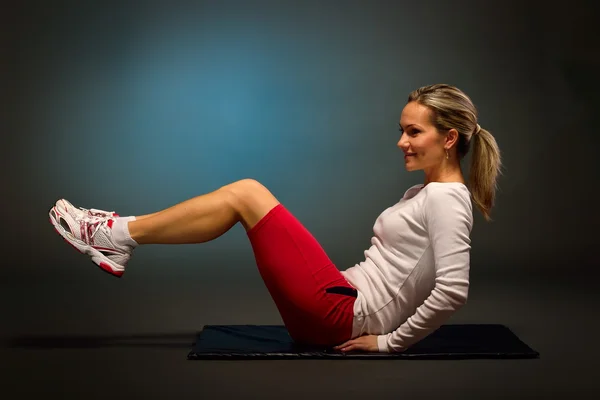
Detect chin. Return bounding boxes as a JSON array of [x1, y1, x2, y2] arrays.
[[404, 162, 422, 172]]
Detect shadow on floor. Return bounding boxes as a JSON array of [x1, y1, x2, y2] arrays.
[[5, 332, 199, 349]]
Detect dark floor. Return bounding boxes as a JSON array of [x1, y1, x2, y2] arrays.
[[1, 263, 597, 400]]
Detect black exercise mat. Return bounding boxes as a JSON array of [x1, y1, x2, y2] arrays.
[[187, 324, 539, 360]]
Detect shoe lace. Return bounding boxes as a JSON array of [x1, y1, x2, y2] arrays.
[[81, 214, 113, 239], [79, 206, 115, 217]]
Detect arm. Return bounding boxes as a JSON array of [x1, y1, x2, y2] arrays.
[[377, 188, 473, 353]]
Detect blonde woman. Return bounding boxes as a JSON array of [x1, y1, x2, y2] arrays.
[[49, 84, 502, 353]]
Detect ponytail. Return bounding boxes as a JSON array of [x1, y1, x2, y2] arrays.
[[468, 127, 502, 221]]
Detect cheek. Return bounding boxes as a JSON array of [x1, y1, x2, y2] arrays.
[[416, 138, 440, 157], [412, 141, 431, 156]]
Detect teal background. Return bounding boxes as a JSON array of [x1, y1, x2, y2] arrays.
[[2, 1, 598, 398], [7, 1, 596, 278]]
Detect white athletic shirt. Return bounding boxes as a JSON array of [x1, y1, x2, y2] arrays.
[[340, 182, 473, 352]]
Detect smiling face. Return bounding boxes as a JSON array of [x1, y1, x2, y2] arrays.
[[397, 101, 448, 172]]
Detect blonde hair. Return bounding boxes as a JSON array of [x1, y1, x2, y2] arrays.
[[408, 84, 503, 221]]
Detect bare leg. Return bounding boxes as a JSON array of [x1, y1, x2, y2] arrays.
[[134, 212, 160, 221], [128, 179, 280, 245]]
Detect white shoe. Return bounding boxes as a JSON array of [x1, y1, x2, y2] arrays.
[[49, 199, 132, 277], [56, 199, 119, 219]]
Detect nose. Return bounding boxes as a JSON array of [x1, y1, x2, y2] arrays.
[[397, 132, 409, 151]]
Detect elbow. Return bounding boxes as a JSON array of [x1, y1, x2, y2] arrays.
[[456, 292, 468, 308], [447, 294, 468, 312], [455, 287, 469, 308], [437, 283, 469, 309]]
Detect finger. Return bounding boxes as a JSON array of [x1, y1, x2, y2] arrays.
[[341, 344, 362, 352], [335, 343, 350, 349], [334, 340, 355, 350]]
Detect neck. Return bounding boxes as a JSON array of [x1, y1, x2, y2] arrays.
[[423, 161, 464, 185]]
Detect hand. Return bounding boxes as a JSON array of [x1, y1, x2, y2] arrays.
[[333, 335, 379, 353]]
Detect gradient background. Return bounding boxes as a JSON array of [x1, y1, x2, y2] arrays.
[[2, 0, 599, 399]]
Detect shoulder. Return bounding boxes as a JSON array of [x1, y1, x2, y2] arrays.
[[421, 183, 473, 224], [422, 182, 471, 205]]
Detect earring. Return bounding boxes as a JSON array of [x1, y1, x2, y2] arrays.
[[445, 149, 449, 160]]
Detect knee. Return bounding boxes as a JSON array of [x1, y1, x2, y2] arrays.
[[235, 178, 268, 192], [222, 178, 273, 209], [231, 178, 269, 198]]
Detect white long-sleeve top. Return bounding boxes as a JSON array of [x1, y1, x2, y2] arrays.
[[340, 182, 473, 353]]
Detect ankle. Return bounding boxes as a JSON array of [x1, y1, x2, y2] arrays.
[[127, 219, 142, 244], [113, 217, 139, 248]]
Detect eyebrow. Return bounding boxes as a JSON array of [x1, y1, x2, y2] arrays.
[[399, 123, 419, 129]]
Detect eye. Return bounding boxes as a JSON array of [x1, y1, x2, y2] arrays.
[[399, 126, 420, 136]]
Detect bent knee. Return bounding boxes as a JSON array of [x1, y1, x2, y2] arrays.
[[224, 178, 278, 209], [224, 179, 280, 230], [235, 178, 268, 193], [227, 178, 269, 198]]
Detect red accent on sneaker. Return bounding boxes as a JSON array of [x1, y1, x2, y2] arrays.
[[81, 223, 87, 244], [108, 219, 114, 229], [99, 262, 123, 277], [86, 223, 95, 245]]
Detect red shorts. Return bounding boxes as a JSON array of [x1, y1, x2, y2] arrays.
[[247, 204, 356, 347]]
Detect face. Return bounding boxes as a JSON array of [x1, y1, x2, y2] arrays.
[[397, 101, 448, 172]]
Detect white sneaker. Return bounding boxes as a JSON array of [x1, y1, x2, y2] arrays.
[[49, 199, 132, 277], [56, 199, 120, 219]]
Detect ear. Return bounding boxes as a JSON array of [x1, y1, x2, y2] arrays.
[[445, 128, 459, 149]]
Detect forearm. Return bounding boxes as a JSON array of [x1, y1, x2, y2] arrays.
[[378, 285, 468, 352]]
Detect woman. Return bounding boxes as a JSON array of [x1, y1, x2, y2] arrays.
[[49, 84, 502, 353]]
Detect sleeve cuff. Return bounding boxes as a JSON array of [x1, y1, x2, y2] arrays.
[[377, 334, 390, 353]]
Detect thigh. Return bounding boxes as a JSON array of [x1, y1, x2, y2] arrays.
[[247, 204, 355, 346]]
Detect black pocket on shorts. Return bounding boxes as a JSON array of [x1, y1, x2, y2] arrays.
[[325, 286, 358, 297]]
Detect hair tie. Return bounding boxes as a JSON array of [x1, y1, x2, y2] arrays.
[[475, 124, 481, 135]]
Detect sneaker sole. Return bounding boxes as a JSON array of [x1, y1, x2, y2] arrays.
[[49, 207, 125, 278]]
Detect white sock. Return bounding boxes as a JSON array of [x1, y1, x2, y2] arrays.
[[112, 216, 139, 248]]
